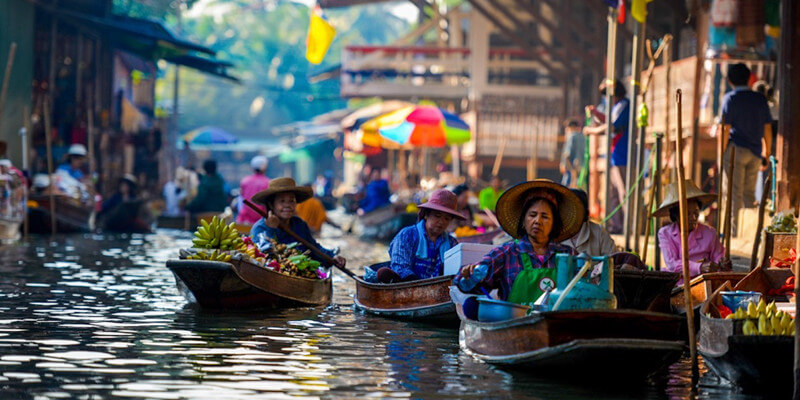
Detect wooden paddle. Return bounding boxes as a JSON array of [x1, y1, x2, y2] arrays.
[[244, 199, 359, 280]]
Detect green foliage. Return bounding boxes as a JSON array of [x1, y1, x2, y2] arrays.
[[138, 0, 410, 140]]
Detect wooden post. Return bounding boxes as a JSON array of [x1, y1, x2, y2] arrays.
[[654, 132, 663, 271], [492, 137, 507, 177], [624, 16, 646, 251], [716, 115, 725, 233], [604, 6, 618, 231], [22, 106, 30, 237], [0, 42, 17, 123], [44, 99, 57, 235], [675, 89, 698, 378], [723, 147, 736, 261]]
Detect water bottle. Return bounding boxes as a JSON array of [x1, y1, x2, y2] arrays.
[[457, 263, 488, 292]]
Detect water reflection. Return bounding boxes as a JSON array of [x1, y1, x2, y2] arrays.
[[0, 231, 774, 399]]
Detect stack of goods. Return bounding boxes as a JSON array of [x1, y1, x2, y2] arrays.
[[186, 216, 243, 261], [454, 226, 478, 237], [765, 211, 797, 234], [725, 299, 795, 336], [261, 238, 327, 280]]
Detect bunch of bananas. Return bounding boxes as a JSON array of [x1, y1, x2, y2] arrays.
[[185, 249, 232, 262], [726, 299, 796, 336], [454, 226, 479, 237], [192, 216, 244, 250]]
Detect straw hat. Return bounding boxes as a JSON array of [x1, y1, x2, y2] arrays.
[[418, 189, 465, 220], [251, 177, 313, 205], [652, 180, 717, 218], [495, 179, 585, 241]]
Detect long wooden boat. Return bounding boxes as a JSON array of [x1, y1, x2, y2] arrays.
[[699, 266, 793, 390], [98, 199, 153, 233], [357, 208, 417, 241], [166, 252, 332, 309], [157, 213, 251, 234], [456, 229, 503, 245], [457, 303, 685, 377], [27, 194, 95, 233], [354, 262, 457, 323]]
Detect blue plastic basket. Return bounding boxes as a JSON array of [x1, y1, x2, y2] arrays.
[[720, 291, 761, 312]]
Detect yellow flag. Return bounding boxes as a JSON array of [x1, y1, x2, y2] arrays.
[[306, 5, 336, 64], [631, 0, 653, 23]]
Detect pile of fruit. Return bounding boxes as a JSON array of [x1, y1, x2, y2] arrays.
[[262, 238, 326, 279], [192, 216, 244, 250], [726, 299, 795, 336], [185, 248, 232, 262], [765, 211, 797, 234], [454, 226, 479, 237]]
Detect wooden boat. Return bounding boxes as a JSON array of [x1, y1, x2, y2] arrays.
[[27, 194, 95, 233], [699, 266, 794, 390], [355, 205, 416, 240], [98, 199, 153, 233], [353, 262, 457, 323], [457, 304, 685, 377], [613, 269, 680, 312], [166, 252, 332, 309], [670, 271, 747, 313], [156, 213, 251, 234], [456, 229, 503, 245]]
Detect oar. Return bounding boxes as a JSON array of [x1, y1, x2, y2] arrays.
[[244, 199, 360, 280]]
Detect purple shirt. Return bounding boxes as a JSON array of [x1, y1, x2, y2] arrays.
[[453, 238, 574, 301], [237, 174, 270, 224], [657, 222, 724, 284]]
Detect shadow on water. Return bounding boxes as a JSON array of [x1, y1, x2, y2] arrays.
[[0, 231, 783, 399]]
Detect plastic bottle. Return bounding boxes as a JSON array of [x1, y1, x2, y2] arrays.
[[457, 263, 488, 292]]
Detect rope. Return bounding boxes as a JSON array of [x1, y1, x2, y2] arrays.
[[602, 149, 654, 224]]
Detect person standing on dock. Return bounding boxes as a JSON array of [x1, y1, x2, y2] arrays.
[[583, 80, 630, 234], [720, 63, 773, 235], [559, 119, 585, 188]]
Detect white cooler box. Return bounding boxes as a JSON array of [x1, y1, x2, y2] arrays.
[[443, 243, 495, 276]]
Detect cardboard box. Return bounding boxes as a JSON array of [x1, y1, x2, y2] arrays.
[[443, 243, 495, 276]]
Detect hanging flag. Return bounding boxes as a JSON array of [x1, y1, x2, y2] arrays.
[[617, 0, 626, 24], [306, 5, 336, 65], [632, 0, 653, 23]]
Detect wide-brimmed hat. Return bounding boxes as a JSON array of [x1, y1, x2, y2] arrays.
[[496, 179, 585, 241], [120, 173, 137, 187], [251, 177, 313, 205], [68, 143, 87, 157], [418, 189, 465, 220], [652, 180, 717, 218]]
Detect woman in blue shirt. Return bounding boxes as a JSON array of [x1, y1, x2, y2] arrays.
[[250, 177, 346, 268], [379, 189, 464, 283]]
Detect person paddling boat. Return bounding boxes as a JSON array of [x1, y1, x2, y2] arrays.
[[250, 177, 346, 268], [378, 189, 464, 283], [455, 180, 583, 305]]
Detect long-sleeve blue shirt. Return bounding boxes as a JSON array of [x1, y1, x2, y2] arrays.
[[388, 220, 459, 280], [250, 216, 336, 264]]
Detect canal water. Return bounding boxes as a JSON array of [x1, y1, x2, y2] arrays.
[[0, 229, 769, 399]]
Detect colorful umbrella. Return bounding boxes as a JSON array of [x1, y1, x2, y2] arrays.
[[374, 106, 471, 148], [182, 126, 239, 145]]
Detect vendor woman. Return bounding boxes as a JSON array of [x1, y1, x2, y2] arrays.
[[455, 180, 582, 305], [250, 177, 346, 268], [379, 189, 464, 283], [655, 180, 731, 283]]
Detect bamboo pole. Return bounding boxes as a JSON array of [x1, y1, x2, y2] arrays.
[[604, 7, 618, 232], [43, 99, 57, 235], [0, 42, 17, 123], [491, 137, 507, 177], [641, 166, 659, 266], [750, 169, 770, 269], [22, 106, 30, 237], [675, 89, 698, 378], [723, 147, 736, 261], [716, 115, 725, 232]]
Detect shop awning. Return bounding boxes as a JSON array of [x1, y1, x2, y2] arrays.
[[164, 55, 239, 82]]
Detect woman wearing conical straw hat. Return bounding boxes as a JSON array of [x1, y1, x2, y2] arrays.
[[455, 180, 582, 305], [654, 180, 732, 284]]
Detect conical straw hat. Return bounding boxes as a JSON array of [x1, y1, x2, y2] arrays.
[[495, 179, 585, 241], [652, 179, 717, 218]]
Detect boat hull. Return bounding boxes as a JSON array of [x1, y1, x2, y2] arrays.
[[354, 262, 457, 323], [459, 308, 685, 377], [167, 255, 332, 309], [28, 195, 95, 233]]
